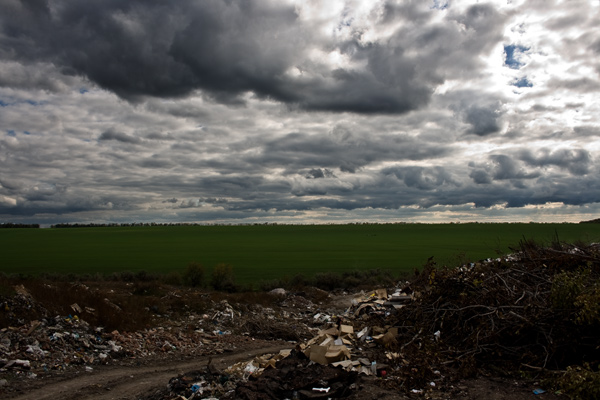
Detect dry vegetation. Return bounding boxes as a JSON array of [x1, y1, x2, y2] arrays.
[[379, 239, 600, 398]]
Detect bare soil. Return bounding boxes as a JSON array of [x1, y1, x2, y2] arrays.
[[4, 342, 290, 400]]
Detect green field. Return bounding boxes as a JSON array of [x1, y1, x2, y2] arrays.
[[2, 223, 600, 283]]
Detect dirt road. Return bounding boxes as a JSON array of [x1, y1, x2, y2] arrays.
[[6, 344, 291, 400]]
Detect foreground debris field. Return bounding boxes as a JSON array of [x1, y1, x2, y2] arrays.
[[2, 240, 599, 399]]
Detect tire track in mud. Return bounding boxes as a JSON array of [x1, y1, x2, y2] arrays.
[[8, 344, 291, 400]]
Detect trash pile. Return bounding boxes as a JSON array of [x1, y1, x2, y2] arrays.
[[149, 241, 600, 399], [152, 349, 359, 400], [3, 240, 599, 399], [0, 308, 238, 377], [149, 288, 429, 399], [0, 287, 291, 386]]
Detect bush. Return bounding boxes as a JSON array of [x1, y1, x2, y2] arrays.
[[312, 272, 340, 291], [183, 262, 205, 287], [135, 270, 156, 282], [554, 363, 600, 400], [211, 263, 236, 292], [109, 270, 135, 282], [551, 265, 600, 325], [289, 273, 308, 288], [163, 271, 182, 286]]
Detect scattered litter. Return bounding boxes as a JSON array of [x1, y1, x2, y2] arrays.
[[3, 240, 599, 399]]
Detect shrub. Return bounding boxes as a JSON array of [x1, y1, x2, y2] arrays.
[[110, 270, 135, 282], [554, 363, 600, 400], [163, 271, 182, 286], [211, 263, 236, 292], [135, 270, 156, 282], [550, 265, 600, 325], [312, 272, 340, 291], [551, 268, 587, 311], [289, 273, 308, 288], [183, 262, 205, 287]]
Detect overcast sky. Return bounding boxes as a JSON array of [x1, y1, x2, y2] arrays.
[[1, 0, 599, 225]]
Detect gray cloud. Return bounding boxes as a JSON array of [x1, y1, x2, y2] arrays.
[[1, 1, 599, 225], [519, 148, 591, 175], [547, 77, 600, 93], [574, 126, 600, 137], [468, 154, 540, 184], [464, 105, 503, 136], [306, 168, 336, 179], [384, 166, 458, 191], [0, 0, 509, 115], [99, 129, 142, 144], [257, 127, 452, 174]]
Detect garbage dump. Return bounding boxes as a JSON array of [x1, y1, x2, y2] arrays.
[[2, 240, 599, 399]]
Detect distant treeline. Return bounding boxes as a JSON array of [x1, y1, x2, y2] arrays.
[[31, 220, 600, 228], [50, 222, 204, 228], [49, 222, 338, 228], [0, 223, 40, 229]]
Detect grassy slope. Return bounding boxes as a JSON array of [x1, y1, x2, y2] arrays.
[[2, 223, 600, 283]]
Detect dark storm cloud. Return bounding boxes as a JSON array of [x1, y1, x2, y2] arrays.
[[21, 183, 66, 202], [519, 148, 591, 175], [383, 166, 458, 191], [0, 189, 132, 217], [463, 105, 503, 136], [468, 154, 540, 184], [2, 0, 599, 225], [444, 90, 506, 137], [469, 169, 492, 185], [486, 155, 540, 180], [0, 0, 507, 115], [258, 128, 451, 174], [305, 168, 336, 179]]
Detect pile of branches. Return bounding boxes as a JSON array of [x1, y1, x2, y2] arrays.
[[392, 239, 600, 375]]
